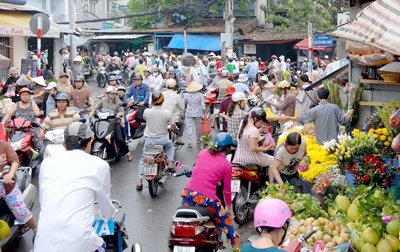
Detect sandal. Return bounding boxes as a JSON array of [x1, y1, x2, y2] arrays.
[[136, 184, 143, 191], [187, 143, 193, 148], [127, 152, 133, 162]]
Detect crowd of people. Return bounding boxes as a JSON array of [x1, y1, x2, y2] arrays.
[[0, 48, 350, 252]]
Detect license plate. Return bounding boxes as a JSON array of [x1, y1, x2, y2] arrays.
[[231, 180, 240, 193], [92, 218, 115, 236], [173, 246, 195, 252], [144, 163, 158, 175]]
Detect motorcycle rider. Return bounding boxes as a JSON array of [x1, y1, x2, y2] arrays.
[[1, 87, 43, 150], [151, 68, 163, 92], [181, 133, 240, 249], [98, 75, 118, 98], [136, 91, 176, 191], [39, 93, 81, 139], [70, 76, 94, 123], [241, 198, 291, 252], [162, 79, 184, 145], [95, 86, 132, 161], [226, 92, 247, 141], [56, 71, 74, 98], [107, 57, 120, 73], [143, 68, 154, 88], [34, 122, 116, 251], [126, 74, 150, 122], [117, 86, 130, 141]]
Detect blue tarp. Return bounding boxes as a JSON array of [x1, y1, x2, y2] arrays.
[[167, 34, 221, 51]]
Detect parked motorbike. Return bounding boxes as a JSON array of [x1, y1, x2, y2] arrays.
[[43, 129, 66, 159], [97, 67, 108, 88], [0, 166, 36, 248], [126, 103, 146, 140], [91, 109, 121, 163], [231, 163, 269, 225], [93, 200, 142, 252], [142, 144, 181, 197], [5, 117, 42, 170], [168, 169, 224, 252], [203, 86, 218, 119]]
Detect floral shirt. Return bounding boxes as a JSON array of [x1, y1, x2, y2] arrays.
[[183, 92, 205, 118]]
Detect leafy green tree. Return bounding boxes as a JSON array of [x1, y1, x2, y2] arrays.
[[261, 0, 347, 32]]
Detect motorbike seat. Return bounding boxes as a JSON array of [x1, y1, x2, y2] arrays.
[[145, 144, 164, 155], [232, 163, 260, 170], [176, 206, 215, 223]]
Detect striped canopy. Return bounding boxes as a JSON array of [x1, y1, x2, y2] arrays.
[[333, 0, 400, 56]]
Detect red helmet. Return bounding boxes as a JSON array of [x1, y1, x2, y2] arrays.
[[19, 87, 31, 94]]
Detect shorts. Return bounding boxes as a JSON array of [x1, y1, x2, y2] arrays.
[[0, 182, 32, 224]]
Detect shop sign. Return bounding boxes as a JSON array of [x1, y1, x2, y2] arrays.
[[313, 35, 333, 50], [0, 26, 59, 38]]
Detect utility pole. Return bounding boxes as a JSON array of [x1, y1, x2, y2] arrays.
[[308, 22, 313, 73], [69, 0, 76, 61], [222, 0, 234, 63]]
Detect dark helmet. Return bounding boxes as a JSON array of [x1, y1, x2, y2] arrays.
[[214, 133, 236, 148], [249, 108, 267, 123], [133, 74, 143, 80], [55, 93, 70, 101], [152, 91, 164, 105]]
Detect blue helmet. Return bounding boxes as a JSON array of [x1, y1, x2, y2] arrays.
[[214, 133, 236, 148], [55, 93, 70, 101]]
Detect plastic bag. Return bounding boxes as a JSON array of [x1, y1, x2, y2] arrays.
[[392, 133, 400, 153], [200, 119, 211, 136], [294, 154, 310, 172], [389, 109, 400, 128], [4, 85, 15, 97], [263, 132, 275, 148]]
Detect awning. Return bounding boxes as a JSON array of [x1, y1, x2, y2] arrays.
[[305, 59, 349, 91], [333, 0, 400, 55], [294, 38, 333, 50], [0, 10, 60, 38], [167, 34, 221, 51], [91, 34, 150, 41], [0, 54, 11, 68]]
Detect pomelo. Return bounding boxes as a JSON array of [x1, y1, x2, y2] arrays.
[[0, 220, 10, 240], [362, 227, 380, 245], [386, 220, 400, 237], [376, 238, 393, 252], [385, 234, 399, 252], [356, 237, 365, 252], [347, 203, 361, 222], [335, 195, 351, 214], [361, 243, 378, 252]]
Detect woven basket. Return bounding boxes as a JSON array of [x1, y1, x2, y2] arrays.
[[379, 72, 400, 84]]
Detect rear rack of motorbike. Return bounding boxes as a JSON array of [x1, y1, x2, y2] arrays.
[[144, 144, 164, 155], [173, 209, 210, 223]]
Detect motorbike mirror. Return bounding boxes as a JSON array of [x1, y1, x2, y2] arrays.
[[175, 161, 182, 169], [80, 118, 87, 123], [36, 113, 45, 119], [31, 121, 41, 128]]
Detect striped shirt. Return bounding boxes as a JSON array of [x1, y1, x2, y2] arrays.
[[42, 108, 81, 130]]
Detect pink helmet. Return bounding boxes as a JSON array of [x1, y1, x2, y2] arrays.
[[254, 198, 292, 229]]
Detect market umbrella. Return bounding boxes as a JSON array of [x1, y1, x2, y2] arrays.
[[0, 54, 10, 68]]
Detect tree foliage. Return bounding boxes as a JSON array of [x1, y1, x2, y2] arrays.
[[128, 0, 255, 30], [261, 0, 347, 32]]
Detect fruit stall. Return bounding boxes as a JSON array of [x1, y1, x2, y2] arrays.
[[262, 101, 400, 252]]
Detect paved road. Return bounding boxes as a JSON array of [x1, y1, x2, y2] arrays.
[[6, 81, 255, 252]]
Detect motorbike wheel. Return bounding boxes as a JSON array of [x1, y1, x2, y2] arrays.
[[99, 75, 107, 88], [204, 104, 211, 119], [233, 185, 249, 225], [148, 178, 159, 197]]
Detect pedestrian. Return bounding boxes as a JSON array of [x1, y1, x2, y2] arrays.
[[199, 58, 211, 86], [282, 87, 354, 145], [183, 82, 206, 148], [233, 74, 251, 95], [219, 86, 236, 132], [226, 92, 247, 141], [296, 74, 316, 117]]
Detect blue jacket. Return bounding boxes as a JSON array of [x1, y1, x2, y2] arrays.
[[125, 83, 150, 106]]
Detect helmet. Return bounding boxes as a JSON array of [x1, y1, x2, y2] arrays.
[[277, 80, 290, 89], [106, 86, 117, 94], [172, 62, 178, 68], [132, 74, 143, 80], [114, 51, 119, 56], [225, 86, 236, 96], [117, 86, 126, 92], [9, 67, 18, 75], [231, 92, 246, 102], [19, 87, 30, 94], [108, 75, 117, 81], [271, 55, 277, 59], [166, 78, 177, 89], [143, 68, 151, 73], [55, 93, 70, 101], [152, 91, 164, 105], [249, 108, 267, 122], [221, 70, 229, 77], [74, 76, 85, 82], [111, 57, 116, 61], [260, 76, 268, 82], [214, 133, 236, 148], [254, 198, 292, 229]]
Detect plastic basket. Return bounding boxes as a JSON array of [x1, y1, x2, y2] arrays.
[[300, 231, 354, 252]]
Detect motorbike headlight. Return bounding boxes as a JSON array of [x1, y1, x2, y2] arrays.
[[10, 139, 26, 151]]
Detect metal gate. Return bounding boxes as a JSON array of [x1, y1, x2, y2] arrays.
[[0, 37, 11, 82]]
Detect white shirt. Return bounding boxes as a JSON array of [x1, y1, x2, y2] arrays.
[[143, 75, 154, 88], [162, 89, 184, 122], [199, 65, 209, 86], [152, 74, 163, 91], [273, 59, 280, 73], [34, 150, 115, 252], [280, 61, 286, 72]]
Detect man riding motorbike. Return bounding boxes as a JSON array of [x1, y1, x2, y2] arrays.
[[136, 91, 176, 191], [125, 74, 150, 122], [98, 75, 118, 98], [180, 133, 240, 249], [162, 79, 184, 145], [94, 86, 132, 161], [70, 76, 94, 123], [107, 57, 120, 73]]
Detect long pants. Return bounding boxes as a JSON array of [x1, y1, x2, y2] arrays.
[[181, 189, 240, 246], [176, 119, 184, 137], [138, 136, 175, 179], [0, 183, 32, 224], [185, 116, 201, 144], [113, 123, 129, 156]]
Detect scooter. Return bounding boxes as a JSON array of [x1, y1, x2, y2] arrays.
[[83, 64, 92, 80], [109, 70, 127, 86], [168, 170, 224, 252], [97, 66, 108, 88], [91, 109, 122, 163], [203, 86, 218, 119], [5, 117, 42, 170], [126, 103, 146, 140], [142, 144, 181, 197], [0, 166, 36, 248]]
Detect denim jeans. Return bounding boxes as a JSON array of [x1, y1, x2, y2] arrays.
[[138, 136, 175, 179]]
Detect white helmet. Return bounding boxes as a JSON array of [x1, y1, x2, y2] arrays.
[[231, 92, 246, 102], [106, 86, 117, 94]]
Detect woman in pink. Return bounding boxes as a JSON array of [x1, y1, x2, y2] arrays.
[[181, 133, 240, 249]]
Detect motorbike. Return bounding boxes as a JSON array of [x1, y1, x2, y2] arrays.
[[5, 117, 42, 170], [109, 70, 128, 86], [142, 144, 181, 197], [168, 170, 224, 252], [91, 109, 121, 163], [203, 86, 218, 119], [0, 166, 36, 248], [97, 66, 108, 88], [83, 64, 92, 80], [231, 162, 269, 225], [168, 125, 183, 151], [93, 200, 142, 252], [126, 103, 146, 140], [42, 129, 66, 159]]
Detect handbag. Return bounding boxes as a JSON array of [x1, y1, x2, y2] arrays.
[[200, 119, 211, 136]]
